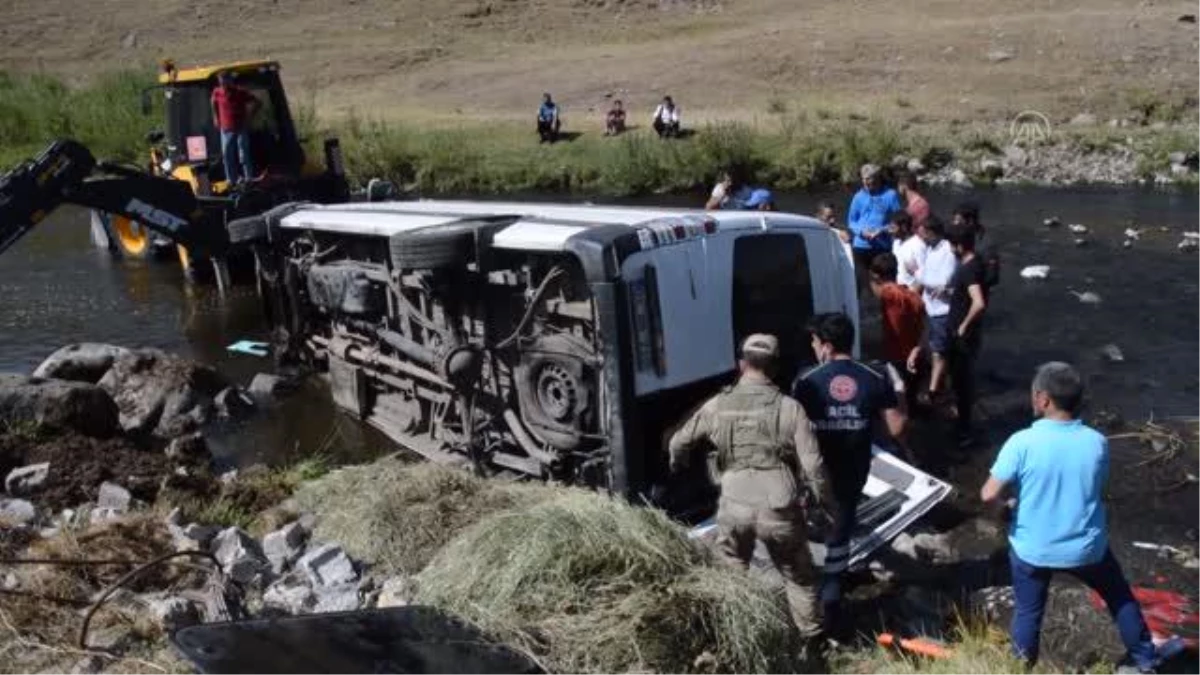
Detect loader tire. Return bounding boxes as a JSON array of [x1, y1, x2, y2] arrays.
[[388, 219, 509, 270], [227, 201, 311, 245], [227, 214, 268, 244]]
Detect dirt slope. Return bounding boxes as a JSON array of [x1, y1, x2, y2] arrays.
[[1, 0, 1196, 123]]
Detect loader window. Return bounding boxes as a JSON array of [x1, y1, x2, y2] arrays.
[[731, 234, 814, 386]]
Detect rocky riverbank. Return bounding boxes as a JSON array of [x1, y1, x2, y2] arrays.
[[1, 343, 1196, 674]]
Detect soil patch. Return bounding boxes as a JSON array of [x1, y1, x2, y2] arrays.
[[0, 429, 170, 510]]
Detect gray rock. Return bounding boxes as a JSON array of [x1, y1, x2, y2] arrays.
[[971, 585, 1015, 621], [97, 349, 226, 438], [1170, 163, 1190, 177], [1070, 290, 1102, 304], [2, 572, 18, 590], [164, 432, 209, 461], [1101, 344, 1125, 363], [949, 168, 972, 187], [0, 374, 119, 438], [121, 31, 138, 49], [32, 343, 130, 383], [376, 576, 414, 608], [1069, 112, 1097, 126], [979, 158, 1004, 178], [313, 582, 361, 613], [1169, 151, 1188, 166], [263, 574, 316, 614], [986, 48, 1014, 63], [890, 154, 910, 169], [1003, 145, 1027, 165], [170, 522, 221, 552], [248, 373, 290, 399], [214, 386, 255, 418], [166, 506, 185, 527], [297, 544, 358, 588], [88, 507, 124, 525], [5, 462, 50, 495], [212, 527, 270, 584], [98, 482, 131, 512], [263, 522, 308, 574], [906, 157, 926, 174], [911, 532, 957, 563], [1178, 238, 1199, 252], [0, 498, 37, 525], [70, 654, 105, 674], [1043, 216, 1062, 228], [143, 594, 200, 632]]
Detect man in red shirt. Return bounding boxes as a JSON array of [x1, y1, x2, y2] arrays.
[[869, 252, 924, 412], [210, 71, 260, 185]]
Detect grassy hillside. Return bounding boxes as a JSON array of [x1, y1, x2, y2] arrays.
[[2, 0, 1196, 126]]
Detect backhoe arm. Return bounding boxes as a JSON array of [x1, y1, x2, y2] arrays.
[[0, 139, 227, 257]]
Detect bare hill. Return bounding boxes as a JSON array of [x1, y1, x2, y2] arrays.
[[2, 0, 1196, 125]]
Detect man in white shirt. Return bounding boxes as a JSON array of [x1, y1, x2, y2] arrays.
[[653, 96, 681, 138], [909, 216, 957, 401], [890, 211, 924, 289]]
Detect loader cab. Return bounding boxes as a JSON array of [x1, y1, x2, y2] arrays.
[[149, 60, 308, 194]]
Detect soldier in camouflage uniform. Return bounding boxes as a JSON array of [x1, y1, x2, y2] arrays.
[[668, 334, 831, 637]]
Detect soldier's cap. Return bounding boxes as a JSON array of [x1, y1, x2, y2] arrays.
[[740, 334, 779, 358]]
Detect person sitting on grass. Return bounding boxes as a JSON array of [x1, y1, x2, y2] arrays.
[[981, 362, 1179, 673], [652, 95, 681, 138], [605, 99, 627, 136], [537, 93, 561, 143]]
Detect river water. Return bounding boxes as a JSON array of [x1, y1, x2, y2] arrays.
[[1, 186, 1196, 467]]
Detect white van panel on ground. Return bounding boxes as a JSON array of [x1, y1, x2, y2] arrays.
[[688, 448, 952, 569]]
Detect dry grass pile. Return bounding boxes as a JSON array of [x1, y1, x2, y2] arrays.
[[0, 515, 191, 674], [292, 459, 555, 575], [414, 490, 801, 673]]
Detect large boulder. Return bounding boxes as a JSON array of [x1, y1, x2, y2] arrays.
[[31, 343, 130, 384], [97, 349, 227, 438], [0, 374, 119, 438]]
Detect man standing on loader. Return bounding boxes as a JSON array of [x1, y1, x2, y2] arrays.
[[668, 334, 831, 640], [211, 71, 260, 185]]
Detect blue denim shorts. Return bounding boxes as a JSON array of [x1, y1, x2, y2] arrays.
[[928, 315, 951, 354]]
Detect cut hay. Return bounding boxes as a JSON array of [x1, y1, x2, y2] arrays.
[[415, 490, 802, 673], [0, 514, 187, 674], [292, 459, 557, 575]]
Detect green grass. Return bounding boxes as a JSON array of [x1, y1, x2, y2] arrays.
[[0, 70, 155, 168], [831, 619, 1114, 674], [1, 70, 1194, 196]]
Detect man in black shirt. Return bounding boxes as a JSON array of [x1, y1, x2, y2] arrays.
[[791, 313, 907, 637], [946, 224, 990, 447]]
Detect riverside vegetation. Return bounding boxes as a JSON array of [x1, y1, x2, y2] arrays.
[[0, 71, 1196, 196]]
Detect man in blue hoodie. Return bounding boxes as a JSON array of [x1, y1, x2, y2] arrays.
[[847, 164, 902, 294]]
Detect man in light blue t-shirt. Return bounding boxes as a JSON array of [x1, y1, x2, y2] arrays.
[[981, 362, 1163, 672]]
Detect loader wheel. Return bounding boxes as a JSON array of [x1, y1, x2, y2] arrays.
[[107, 213, 153, 259], [227, 201, 310, 245], [227, 214, 268, 244], [388, 218, 510, 270]]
